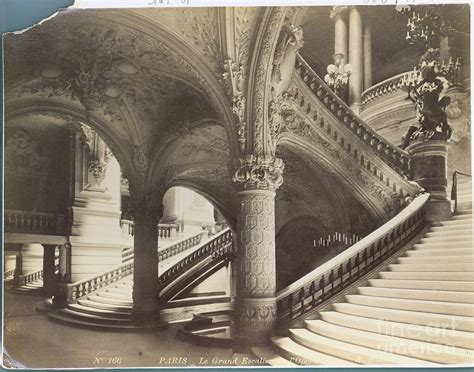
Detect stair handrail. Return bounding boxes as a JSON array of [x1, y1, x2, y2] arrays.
[[451, 170, 472, 213], [14, 268, 44, 287], [276, 192, 430, 324], [158, 228, 234, 291], [295, 54, 410, 177], [65, 231, 204, 300]]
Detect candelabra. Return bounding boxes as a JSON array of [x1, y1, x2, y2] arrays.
[[324, 53, 353, 97]]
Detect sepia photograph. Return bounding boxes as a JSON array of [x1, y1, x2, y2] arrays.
[[2, 0, 473, 368]]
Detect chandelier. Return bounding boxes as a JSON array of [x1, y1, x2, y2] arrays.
[[405, 7, 451, 49], [324, 53, 353, 97]]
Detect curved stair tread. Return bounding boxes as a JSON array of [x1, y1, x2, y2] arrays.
[[368, 279, 474, 292], [271, 336, 355, 366], [304, 320, 473, 364], [250, 347, 297, 366], [289, 328, 434, 365], [332, 303, 474, 332], [357, 286, 474, 304], [345, 295, 474, 317], [48, 312, 153, 330], [319, 311, 474, 350], [406, 248, 474, 257]]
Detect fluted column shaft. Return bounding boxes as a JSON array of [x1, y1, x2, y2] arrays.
[[348, 6, 364, 112]]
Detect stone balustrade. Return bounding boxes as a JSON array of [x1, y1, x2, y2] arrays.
[[4, 210, 67, 235], [360, 71, 416, 106], [276, 192, 429, 325]]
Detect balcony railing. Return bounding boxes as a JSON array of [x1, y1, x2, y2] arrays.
[[361, 71, 415, 106], [276, 192, 429, 325], [4, 210, 67, 236]]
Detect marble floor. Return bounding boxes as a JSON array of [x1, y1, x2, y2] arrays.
[[3, 291, 234, 369]]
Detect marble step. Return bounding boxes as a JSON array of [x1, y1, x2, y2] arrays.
[[418, 235, 472, 244], [105, 286, 133, 295], [397, 256, 473, 264], [87, 294, 133, 306], [357, 286, 474, 303], [289, 328, 431, 365], [270, 336, 355, 366], [435, 218, 472, 227], [48, 312, 151, 330], [68, 303, 130, 319], [250, 347, 297, 366], [345, 295, 474, 317], [412, 241, 473, 250], [304, 320, 473, 364], [406, 248, 473, 257], [377, 271, 474, 281], [58, 308, 132, 325], [97, 290, 133, 300], [428, 224, 472, 232], [77, 299, 132, 312], [332, 303, 474, 332], [319, 311, 474, 350], [368, 279, 474, 292], [425, 229, 472, 238], [387, 263, 474, 272]]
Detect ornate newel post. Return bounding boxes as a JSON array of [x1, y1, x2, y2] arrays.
[[233, 156, 284, 345], [129, 191, 165, 327], [408, 141, 452, 221]]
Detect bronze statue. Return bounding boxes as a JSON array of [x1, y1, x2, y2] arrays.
[[400, 64, 453, 149]]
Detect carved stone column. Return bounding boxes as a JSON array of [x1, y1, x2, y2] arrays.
[[129, 193, 166, 327], [233, 156, 284, 345], [348, 6, 364, 112], [408, 141, 452, 221], [42, 244, 57, 296], [363, 23, 372, 90]]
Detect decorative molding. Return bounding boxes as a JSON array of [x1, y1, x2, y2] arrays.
[[130, 144, 149, 181], [233, 155, 284, 192], [223, 59, 246, 154]]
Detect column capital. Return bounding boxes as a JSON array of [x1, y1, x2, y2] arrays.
[[233, 155, 284, 192], [330, 5, 349, 20]]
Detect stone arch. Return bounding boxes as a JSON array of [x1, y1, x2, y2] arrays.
[[4, 98, 136, 185], [278, 134, 388, 223]]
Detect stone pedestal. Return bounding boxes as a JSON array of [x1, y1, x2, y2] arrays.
[[131, 214, 161, 326], [234, 189, 277, 345], [408, 141, 452, 221]]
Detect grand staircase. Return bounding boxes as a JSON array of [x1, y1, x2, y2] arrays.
[[253, 179, 473, 365], [46, 229, 234, 329]]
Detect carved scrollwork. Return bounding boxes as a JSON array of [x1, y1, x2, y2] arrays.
[[233, 155, 284, 191], [130, 144, 149, 181]]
